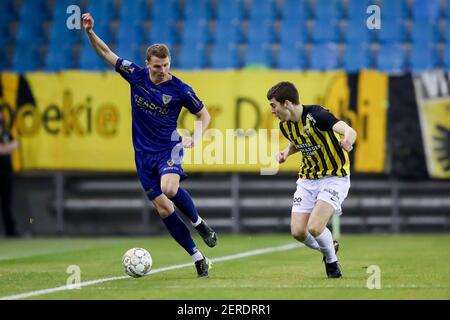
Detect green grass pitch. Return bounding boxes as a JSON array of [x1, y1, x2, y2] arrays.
[[0, 234, 449, 300]]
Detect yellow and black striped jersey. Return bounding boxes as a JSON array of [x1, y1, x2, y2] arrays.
[[279, 105, 350, 179]]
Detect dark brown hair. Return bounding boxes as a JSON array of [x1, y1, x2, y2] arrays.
[[146, 44, 171, 62], [266, 81, 299, 105]]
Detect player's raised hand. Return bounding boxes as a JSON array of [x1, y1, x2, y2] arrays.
[[82, 13, 94, 32], [276, 149, 289, 163], [339, 139, 353, 152], [183, 136, 194, 148]]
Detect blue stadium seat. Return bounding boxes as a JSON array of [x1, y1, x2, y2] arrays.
[[345, 16, 374, 43], [314, 0, 342, 20], [413, 0, 440, 20], [181, 19, 209, 45], [347, 0, 373, 20], [115, 43, 143, 65], [211, 42, 239, 69], [151, 0, 180, 20], [312, 19, 341, 43], [117, 22, 146, 48], [247, 19, 274, 45], [214, 18, 241, 45], [379, 19, 406, 43], [281, 0, 310, 22], [310, 43, 340, 70], [178, 43, 207, 69], [148, 18, 177, 46], [411, 43, 438, 73], [280, 19, 308, 47], [0, 48, 7, 71], [0, 0, 15, 25], [86, 0, 116, 21], [79, 45, 110, 70], [243, 42, 272, 67], [217, 0, 243, 20], [249, 0, 277, 20], [344, 43, 372, 72], [45, 45, 74, 71], [377, 43, 406, 73], [277, 43, 306, 70], [411, 20, 439, 45], [184, 0, 212, 20], [119, 0, 150, 21], [380, 0, 409, 19], [443, 43, 450, 71], [13, 44, 41, 72]]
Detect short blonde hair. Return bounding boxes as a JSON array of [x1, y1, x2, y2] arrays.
[[146, 44, 171, 62]]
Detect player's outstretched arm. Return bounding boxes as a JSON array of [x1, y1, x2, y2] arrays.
[[332, 121, 357, 152], [82, 13, 118, 67]]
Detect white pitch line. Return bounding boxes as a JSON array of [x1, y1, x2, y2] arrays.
[[0, 242, 303, 300]]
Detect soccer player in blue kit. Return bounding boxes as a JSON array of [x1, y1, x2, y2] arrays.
[[82, 13, 217, 278]]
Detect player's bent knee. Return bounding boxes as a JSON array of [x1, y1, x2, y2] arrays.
[[291, 229, 308, 241], [307, 225, 324, 237], [161, 182, 179, 198]]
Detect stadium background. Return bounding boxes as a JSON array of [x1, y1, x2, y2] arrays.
[[0, 0, 449, 237]]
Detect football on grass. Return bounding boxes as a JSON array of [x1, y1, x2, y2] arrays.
[[122, 248, 152, 278]]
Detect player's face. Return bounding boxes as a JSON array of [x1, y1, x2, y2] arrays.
[[269, 98, 289, 121], [146, 56, 171, 83]]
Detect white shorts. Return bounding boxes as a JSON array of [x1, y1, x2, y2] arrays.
[[291, 175, 350, 215]]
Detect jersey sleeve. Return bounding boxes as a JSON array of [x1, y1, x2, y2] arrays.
[[115, 58, 143, 85], [182, 85, 204, 114], [311, 106, 340, 131]]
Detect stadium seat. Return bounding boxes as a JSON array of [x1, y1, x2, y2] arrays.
[[119, 0, 149, 22], [184, 0, 213, 20], [281, 0, 310, 22], [345, 16, 374, 43], [45, 45, 74, 71], [12, 44, 41, 72], [243, 42, 272, 67], [279, 19, 309, 47], [412, 0, 441, 21], [310, 43, 340, 70], [277, 43, 306, 70], [443, 43, 450, 71], [312, 19, 341, 43], [115, 43, 143, 66], [411, 43, 438, 73], [214, 18, 241, 45], [211, 42, 239, 69], [148, 18, 177, 46], [411, 20, 439, 45], [314, 0, 342, 20], [116, 22, 146, 48], [86, 0, 117, 21], [378, 19, 406, 43], [347, 0, 373, 20], [178, 43, 207, 69], [246, 19, 274, 45], [181, 19, 209, 45], [344, 43, 372, 72], [377, 43, 406, 74], [216, 0, 244, 20], [0, 0, 15, 25], [249, 0, 277, 20], [151, 0, 180, 20], [380, 0, 409, 19]]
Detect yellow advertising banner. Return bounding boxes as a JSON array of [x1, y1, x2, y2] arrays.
[[414, 71, 450, 178], [0, 70, 388, 173]]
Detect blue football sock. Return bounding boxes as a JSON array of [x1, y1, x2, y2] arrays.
[[169, 187, 200, 224], [162, 212, 197, 255]]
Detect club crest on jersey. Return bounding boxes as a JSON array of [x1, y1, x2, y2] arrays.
[[167, 160, 175, 167], [162, 94, 172, 104]]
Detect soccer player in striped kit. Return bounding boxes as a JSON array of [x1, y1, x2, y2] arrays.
[[267, 81, 357, 278], [82, 13, 217, 278]]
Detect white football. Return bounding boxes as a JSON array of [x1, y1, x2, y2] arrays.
[[122, 248, 152, 278]]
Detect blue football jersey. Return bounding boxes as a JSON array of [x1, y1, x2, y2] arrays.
[[115, 58, 204, 153]]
